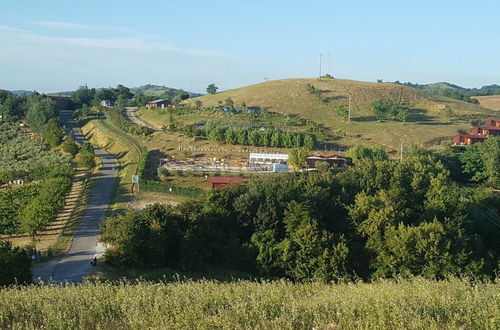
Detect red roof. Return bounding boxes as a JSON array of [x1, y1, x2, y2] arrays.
[[457, 134, 488, 139], [207, 177, 243, 184], [484, 126, 500, 131]]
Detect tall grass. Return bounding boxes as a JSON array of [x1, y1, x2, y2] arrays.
[[0, 277, 498, 329]]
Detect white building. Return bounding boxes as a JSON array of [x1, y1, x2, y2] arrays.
[[249, 152, 289, 165]]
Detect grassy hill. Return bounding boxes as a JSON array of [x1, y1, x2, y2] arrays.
[[131, 84, 202, 98], [186, 78, 496, 150], [473, 95, 500, 110]]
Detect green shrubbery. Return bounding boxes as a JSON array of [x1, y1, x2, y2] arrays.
[[101, 154, 500, 281], [104, 108, 154, 137], [372, 99, 410, 122], [0, 124, 73, 235], [0, 241, 31, 286], [204, 124, 316, 149]]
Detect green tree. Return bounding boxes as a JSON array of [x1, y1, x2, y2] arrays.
[[336, 105, 349, 122], [303, 135, 315, 150], [346, 145, 387, 164], [206, 84, 218, 95], [270, 131, 282, 147], [62, 137, 79, 156], [194, 100, 203, 109], [41, 118, 64, 147], [0, 241, 31, 286], [288, 148, 308, 170]]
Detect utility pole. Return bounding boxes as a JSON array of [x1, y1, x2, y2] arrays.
[[400, 141, 404, 161], [327, 54, 332, 76], [318, 53, 323, 78], [348, 95, 352, 123]]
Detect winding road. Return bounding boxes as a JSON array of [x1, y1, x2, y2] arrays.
[[32, 110, 118, 283]]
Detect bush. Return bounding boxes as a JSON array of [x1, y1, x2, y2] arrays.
[[0, 241, 31, 286], [75, 152, 96, 169], [62, 137, 79, 156]]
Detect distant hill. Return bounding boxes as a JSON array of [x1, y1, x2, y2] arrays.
[[185, 78, 497, 149], [400, 81, 500, 97], [131, 84, 202, 98], [9, 90, 33, 96]]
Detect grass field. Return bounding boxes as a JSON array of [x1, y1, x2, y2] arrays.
[[0, 278, 497, 329], [183, 78, 498, 150], [473, 95, 500, 110]]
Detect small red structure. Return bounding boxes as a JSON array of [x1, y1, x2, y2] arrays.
[[207, 176, 243, 189]]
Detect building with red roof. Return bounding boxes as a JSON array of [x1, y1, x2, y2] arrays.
[[207, 176, 243, 189]]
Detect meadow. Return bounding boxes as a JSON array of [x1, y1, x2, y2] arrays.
[[0, 277, 497, 329]]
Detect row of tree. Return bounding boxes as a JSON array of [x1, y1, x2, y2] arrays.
[[100, 142, 500, 281], [204, 125, 316, 149]]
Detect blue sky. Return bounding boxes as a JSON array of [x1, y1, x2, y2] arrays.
[[1, 0, 499, 93]]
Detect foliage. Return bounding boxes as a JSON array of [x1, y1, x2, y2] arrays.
[[20, 175, 72, 237], [461, 137, 500, 188], [372, 99, 410, 122], [0, 241, 31, 286], [61, 137, 79, 156], [206, 83, 218, 95], [204, 124, 315, 149], [104, 108, 153, 137], [0, 124, 70, 182], [100, 154, 500, 281], [288, 148, 308, 170], [0, 185, 39, 234], [336, 105, 349, 121], [101, 205, 182, 267], [345, 144, 388, 164]]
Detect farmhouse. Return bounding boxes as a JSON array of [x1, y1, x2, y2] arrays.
[[207, 176, 243, 189], [147, 99, 171, 108], [453, 134, 488, 145], [453, 118, 500, 145]]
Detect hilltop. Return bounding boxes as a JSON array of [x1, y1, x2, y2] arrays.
[[186, 78, 496, 149], [131, 84, 202, 98]]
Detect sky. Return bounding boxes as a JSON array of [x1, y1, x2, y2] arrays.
[[1, 0, 499, 93]]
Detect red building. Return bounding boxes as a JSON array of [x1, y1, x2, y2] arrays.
[[207, 176, 243, 189], [453, 118, 500, 145], [453, 134, 487, 145]]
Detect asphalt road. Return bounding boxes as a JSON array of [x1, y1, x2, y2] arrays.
[[32, 110, 118, 283], [124, 107, 161, 132]]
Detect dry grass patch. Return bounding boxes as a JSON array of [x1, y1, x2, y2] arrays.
[[473, 95, 500, 111]]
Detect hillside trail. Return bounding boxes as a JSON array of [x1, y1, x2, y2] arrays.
[[32, 110, 118, 283], [124, 107, 162, 132]]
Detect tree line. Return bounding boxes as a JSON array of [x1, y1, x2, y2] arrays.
[[100, 143, 500, 281], [202, 125, 316, 149]]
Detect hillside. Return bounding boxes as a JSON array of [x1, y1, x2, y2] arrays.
[[132, 84, 202, 97], [185, 78, 495, 149], [473, 95, 500, 110]]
